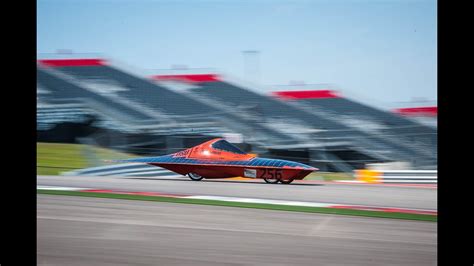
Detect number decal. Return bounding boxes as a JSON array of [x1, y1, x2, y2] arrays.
[[260, 169, 283, 179], [269, 169, 275, 178], [259, 169, 267, 178], [276, 170, 282, 179]]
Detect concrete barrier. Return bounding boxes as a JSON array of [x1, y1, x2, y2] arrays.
[[62, 163, 183, 178], [354, 169, 437, 184]]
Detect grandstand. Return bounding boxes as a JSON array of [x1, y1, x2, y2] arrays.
[[37, 57, 437, 171], [272, 90, 437, 157], [152, 74, 437, 169], [37, 59, 296, 152], [38, 67, 155, 127], [394, 106, 437, 128]]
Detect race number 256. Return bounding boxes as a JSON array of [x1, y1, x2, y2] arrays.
[[259, 169, 282, 179]]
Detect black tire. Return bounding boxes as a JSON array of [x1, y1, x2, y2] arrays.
[[279, 179, 294, 184], [188, 172, 204, 181], [263, 178, 279, 184]]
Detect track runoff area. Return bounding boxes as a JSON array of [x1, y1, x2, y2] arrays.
[[38, 194, 437, 266], [38, 175, 437, 265], [37, 175, 437, 222]]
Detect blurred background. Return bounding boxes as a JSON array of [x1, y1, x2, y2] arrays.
[[37, 0, 437, 179]]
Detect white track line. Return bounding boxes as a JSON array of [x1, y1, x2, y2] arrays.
[[37, 185, 437, 214], [183, 195, 336, 208], [37, 185, 92, 191]]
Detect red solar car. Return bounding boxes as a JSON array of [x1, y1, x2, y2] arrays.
[[114, 138, 318, 184]]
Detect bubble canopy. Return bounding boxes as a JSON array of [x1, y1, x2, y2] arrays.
[[211, 139, 246, 155]]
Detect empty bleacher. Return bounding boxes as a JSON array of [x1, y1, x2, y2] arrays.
[[37, 57, 437, 170], [39, 59, 221, 121], [37, 103, 91, 131], [159, 76, 358, 137], [38, 59, 296, 144], [152, 74, 436, 168], [394, 106, 437, 128], [272, 90, 437, 156], [37, 67, 155, 126]]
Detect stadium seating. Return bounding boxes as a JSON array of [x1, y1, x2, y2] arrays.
[[37, 58, 437, 170], [189, 80, 435, 165], [37, 68, 154, 124], [273, 90, 437, 156], [37, 104, 91, 131], [41, 59, 220, 119], [38, 59, 295, 144]]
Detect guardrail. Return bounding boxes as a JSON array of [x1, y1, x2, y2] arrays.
[[354, 169, 437, 184]]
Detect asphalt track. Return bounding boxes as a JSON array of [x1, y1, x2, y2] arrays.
[[37, 175, 437, 210], [37, 195, 436, 266]]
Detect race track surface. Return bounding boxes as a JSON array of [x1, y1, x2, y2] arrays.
[[37, 175, 437, 210], [38, 195, 437, 266]]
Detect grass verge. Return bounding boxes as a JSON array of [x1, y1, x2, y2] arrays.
[[38, 189, 436, 222], [37, 142, 136, 175]]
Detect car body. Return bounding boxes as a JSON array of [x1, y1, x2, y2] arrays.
[[114, 138, 318, 184]]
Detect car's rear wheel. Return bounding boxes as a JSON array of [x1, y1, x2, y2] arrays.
[[279, 179, 294, 184], [188, 172, 204, 181], [263, 178, 279, 184]]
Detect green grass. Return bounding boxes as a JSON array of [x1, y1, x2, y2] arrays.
[[37, 189, 436, 222], [37, 142, 136, 175]]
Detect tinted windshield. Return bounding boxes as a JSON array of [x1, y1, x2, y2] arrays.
[[212, 140, 246, 154]]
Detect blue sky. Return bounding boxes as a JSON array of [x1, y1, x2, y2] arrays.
[[37, 0, 437, 107]]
